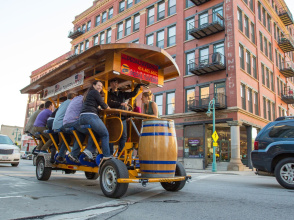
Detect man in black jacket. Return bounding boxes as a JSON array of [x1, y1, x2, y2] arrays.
[[108, 79, 142, 154]]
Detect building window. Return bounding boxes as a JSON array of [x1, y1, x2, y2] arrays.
[[100, 32, 105, 44], [261, 64, 265, 85], [108, 7, 113, 19], [133, 14, 140, 31], [186, 18, 194, 41], [95, 15, 100, 26], [186, 0, 194, 8], [167, 25, 176, 47], [82, 24, 86, 33], [168, 0, 176, 16], [186, 88, 195, 112], [271, 71, 274, 91], [125, 18, 131, 36], [74, 45, 79, 55], [249, 0, 254, 11], [199, 47, 209, 65], [127, 0, 133, 9], [85, 40, 89, 50], [80, 43, 84, 53], [238, 8, 243, 31], [106, 29, 111, 44], [117, 22, 123, 39], [267, 14, 271, 32], [264, 37, 268, 57], [262, 8, 266, 26], [251, 22, 255, 44], [248, 88, 253, 113], [102, 11, 107, 23], [269, 42, 272, 61], [166, 92, 175, 115], [119, 1, 125, 13], [132, 39, 139, 43], [263, 97, 267, 119], [277, 77, 280, 96], [274, 23, 277, 40], [156, 30, 164, 49], [266, 68, 270, 88], [241, 84, 246, 110], [158, 1, 165, 21], [254, 92, 259, 115], [135, 0, 141, 3], [94, 35, 98, 45], [239, 44, 244, 70], [148, 7, 155, 25], [246, 51, 251, 75], [244, 16, 249, 37], [252, 56, 257, 79], [272, 103, 276, 120], [260, 32, 263, 52], [258, 2, 261, 21], [268, 101, 271, 121], [87, 21, 91, 31], [155, 94, 163, 116], [146, 34, 154, 46], [186, 51, 195, 75]]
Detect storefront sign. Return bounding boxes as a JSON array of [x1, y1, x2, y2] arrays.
[[120, 54, 158, 84], [43, 71, 84, 99], [188, 139, 200, 146]]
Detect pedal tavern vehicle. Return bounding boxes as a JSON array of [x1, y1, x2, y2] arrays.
[[20, 43, 191, 198]]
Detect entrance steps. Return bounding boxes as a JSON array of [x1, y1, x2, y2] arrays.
[[205, 162, 252, 171]]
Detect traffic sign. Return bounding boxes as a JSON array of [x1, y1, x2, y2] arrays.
[[212, 131, 219, 143], [213, 142, 218, 146]]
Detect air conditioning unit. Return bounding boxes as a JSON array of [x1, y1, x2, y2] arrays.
[[212, 52, 221, 64]]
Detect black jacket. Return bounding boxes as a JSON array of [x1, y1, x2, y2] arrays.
[[107, 85, 141, 110], [81, 90, 108, 115]]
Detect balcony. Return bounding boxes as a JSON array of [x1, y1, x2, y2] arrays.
[[278, 7, 293, 26], [189, 13, 225, 39], [188, 93, 227, 112], [280, 61, 294, 78], [278, 35, 294, 53], [281, 86, 294, 104], [68, 28, 84, 39], [190, 0, 211, 6], [189, 52, 226, 76]]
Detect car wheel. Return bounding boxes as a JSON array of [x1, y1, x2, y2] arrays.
[[85, 172, 99, 180], [161, 162, 187, 192], [275, 157, 294, 189], [100, 159, 129, 198], [36, 157, 51, 181], [11, 163, 19, 167]]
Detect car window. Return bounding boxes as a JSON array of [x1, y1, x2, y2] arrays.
[[269, 122, 294, 138], [0, 136, 14, 145]]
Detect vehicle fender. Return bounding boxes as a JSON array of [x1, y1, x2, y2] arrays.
[[36, 153, 52, 167], [266, 141, 294, 156]]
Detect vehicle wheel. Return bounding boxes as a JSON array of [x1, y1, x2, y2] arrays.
[[85, 172, 99, 180], [36, 157, 51, 181], [275, 157, 294, 189], [100, 159, 129, 198], [11, 163, 19, 167], [161, 162, 186, 191], [33, 155, 37, 166]]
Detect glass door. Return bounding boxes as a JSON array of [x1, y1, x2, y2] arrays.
[[214, 82, 225, 106], [199, 12, 208, 28], [200, 86, 210, 107], [213, 42, 225, 64]]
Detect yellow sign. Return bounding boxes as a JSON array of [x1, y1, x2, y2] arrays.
[[212, 131, 219, 143], [213, 142, 218, 147]]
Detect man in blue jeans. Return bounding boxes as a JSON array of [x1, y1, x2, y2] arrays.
[[107, 79, 142, 154]]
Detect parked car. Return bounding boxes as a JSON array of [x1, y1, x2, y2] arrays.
[[20, 151, 33, 160], [251, 116, 294, 189], [0, 134, 20, 166]]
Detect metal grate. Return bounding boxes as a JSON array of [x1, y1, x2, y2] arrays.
[[0, 149, 13, 155]]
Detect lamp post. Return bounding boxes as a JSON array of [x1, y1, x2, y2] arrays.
[[206, 98, 217, 172]]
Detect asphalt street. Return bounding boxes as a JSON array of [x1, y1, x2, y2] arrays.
[[0, 159, 293, 220]]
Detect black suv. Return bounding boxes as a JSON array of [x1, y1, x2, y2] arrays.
[[251, 116, 294, 189]]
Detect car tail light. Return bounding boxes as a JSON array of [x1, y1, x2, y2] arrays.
[[254, 141, 259, 150]]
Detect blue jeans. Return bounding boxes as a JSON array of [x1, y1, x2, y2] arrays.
[[79, 113, 110, 157], [109, 119, 127, 153], [62, 121, 87, 158]]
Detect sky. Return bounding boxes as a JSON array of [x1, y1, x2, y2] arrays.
[[0, 0, 294, 128]]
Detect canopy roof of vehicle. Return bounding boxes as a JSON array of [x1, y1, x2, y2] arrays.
[[20, 43, 180, 100]]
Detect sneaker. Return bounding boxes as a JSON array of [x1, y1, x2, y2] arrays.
[[56, 156, 66, 163], [83, 149, 93, 160], [103, 155, 114, 160], [40, 150, 48, 153], [68, 154, 79, 163]]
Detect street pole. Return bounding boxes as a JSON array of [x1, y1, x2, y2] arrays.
[[212, 98, 217, 172]]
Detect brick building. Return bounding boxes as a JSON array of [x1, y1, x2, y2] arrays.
[[23, 0, 294, 170]]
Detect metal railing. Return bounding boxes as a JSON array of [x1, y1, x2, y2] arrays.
[[280, 60, 294, 71], [188, 93, 227, 111], [189, 12, 224, 32], [189, 52, 226, 71], [279, 6, 293, 21], [68, 28, 85, 38], [278, 34, 294, 46], [282, 86, 294, 97]]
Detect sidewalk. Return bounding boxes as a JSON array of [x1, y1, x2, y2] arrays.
[[185, 168, 256, 176]]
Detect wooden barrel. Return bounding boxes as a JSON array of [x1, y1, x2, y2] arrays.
[[138, 119, 177, 178]]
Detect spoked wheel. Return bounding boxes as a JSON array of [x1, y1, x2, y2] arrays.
[[85, 172, 99, 180], [36, 157, 51, 181], [100, 159, 129, 198], [161, 162, 186, 191], [275, 157, 294, 189]]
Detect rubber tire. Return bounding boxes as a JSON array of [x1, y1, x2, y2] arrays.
[[33, 155, 37, 166], [161, 162, 187, 191], [274, 157, 294, 189], [100, 159, 129, 198], [85, 172, 99, 180], [11, 163, 19, 167], [36, 157, 51, 181]]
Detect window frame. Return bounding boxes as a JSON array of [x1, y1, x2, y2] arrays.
[[167, 25, 176, 47], [166, 91, 175, 115]]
